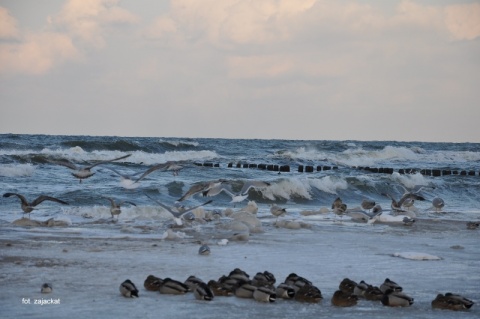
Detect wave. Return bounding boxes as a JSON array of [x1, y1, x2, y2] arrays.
[[0, 147, 219, 166], [60, 138, 144, 152], [270, 145, 480, 170], [158, 138, 199, 149], [0, 163, 35, 177]]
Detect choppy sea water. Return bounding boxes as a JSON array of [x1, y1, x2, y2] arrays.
[[0, 134, 479, 318]]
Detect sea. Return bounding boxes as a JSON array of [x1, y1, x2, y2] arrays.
[[1, 134, 479, 318]]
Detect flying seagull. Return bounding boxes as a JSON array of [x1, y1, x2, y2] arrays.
[[50, 154, 131, 183], [3, 192, 68, 218], [144, 193, 212, 225]]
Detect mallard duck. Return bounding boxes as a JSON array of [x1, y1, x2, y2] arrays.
[[339, 278, 357, 294], [228, 268, 250, 282], [159, 278, 189, 294], [381, 289, 413, 307], [207, 280, 234, 296], [331, 290, 358, 307], [275, 283, 296, 299], [364, 285, 384, 301], [294, 283, 323, 303], [3, 193, 68, 218], [253, 286, 276, 303], [144, 275, 163, 291], [198, 244, 211, 255], [380, 278, 402, 293], [234, 282, 256, 299], [252, 271, 276, 288], [284, 273, 312, 292], [353, 280, 369, 298], [431, 293, 474, 310], [184, 275, 205, 292], [194, 282, 214, 301], [120, 279, 139, 298], [41, 283, 53, 294]]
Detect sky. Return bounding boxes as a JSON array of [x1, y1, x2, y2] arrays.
[[0, 0, 479, 143]]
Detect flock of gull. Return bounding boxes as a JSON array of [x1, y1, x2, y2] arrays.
[[4, 153, 478, 314], [3, 154, 480, 232], [112, 268, 476, 311]]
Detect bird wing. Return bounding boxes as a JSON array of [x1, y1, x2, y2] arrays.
[[120, 201, 137, 207], [31, 195, 68, 206], [86, 154, 131, 169], [239, 181, 270, 195], [178, 183, 209, 201], [145, 193, 212, 218], [3, 192, 28, 204], [133, 162, 172, 183]]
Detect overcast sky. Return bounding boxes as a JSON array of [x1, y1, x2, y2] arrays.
[[1, 0, 479, 142]]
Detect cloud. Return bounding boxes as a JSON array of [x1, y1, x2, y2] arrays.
[[0, 32, 80, 75], [51, 0, 139, 48], [0, 0, 139, 75], [0, 7, 19, 39], [444, 3, 480, 40]]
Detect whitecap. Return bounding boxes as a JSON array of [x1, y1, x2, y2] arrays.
[[0, 164, 35, 177]]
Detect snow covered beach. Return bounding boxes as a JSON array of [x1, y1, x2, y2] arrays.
[[1, 211, 478, 319]]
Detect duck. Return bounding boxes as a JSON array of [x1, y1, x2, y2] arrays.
[[3, 193, 68, 218], [144, 275, 163, 291], [294, 283, 323, 303], [251, 271, 276, 288], [207, 279, 234, 296], [284, 273, 312, 292], [380, 278, 402, 293], [275, 283, 296, 299], [353, 280, 369, 298], [431, 293, 474, 310], [158, 278, 189, 294], [120, 279, 139, 298], [253, 286, 276, 303], [194, 282, 215, 301], [466, 221, 479, 230], [234, 281, 257, 299], [184, 275, 205, 292], [331, 289, 358, 307], [339, 278, 357, 294], [198, 244, 210, 255], [364, 285, 384, 301], [228, 268, 250, 282], [381, 289, 414, 307], [41, 283, 53, 293]]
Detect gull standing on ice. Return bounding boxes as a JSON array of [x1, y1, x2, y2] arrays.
[[361, 199, 376, 212], [431, 197, 445, 212], [3, 193, 69, 218], [50, 154, 131, 183], [270, 204, 287, 224]]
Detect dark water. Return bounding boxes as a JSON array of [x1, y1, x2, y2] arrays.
[[1, 134, 479, 222]]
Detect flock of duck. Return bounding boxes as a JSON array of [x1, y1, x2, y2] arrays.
[[114, 268, 475, 311]]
